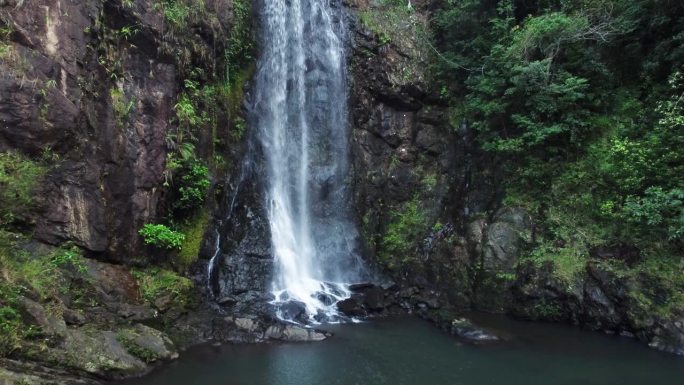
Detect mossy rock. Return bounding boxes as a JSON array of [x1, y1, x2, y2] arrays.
[[116, 324, 178, 364]]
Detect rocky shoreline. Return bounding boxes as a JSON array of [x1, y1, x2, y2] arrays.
[[1, 254, 682, 385]]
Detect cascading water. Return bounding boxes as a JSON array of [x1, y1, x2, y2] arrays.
[[251, 0, 365, 323]]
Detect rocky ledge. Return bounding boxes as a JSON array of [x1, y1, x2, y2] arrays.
[[0, 255, 333, 385]]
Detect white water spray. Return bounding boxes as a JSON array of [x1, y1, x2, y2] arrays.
[[251, 0, 365, 322]]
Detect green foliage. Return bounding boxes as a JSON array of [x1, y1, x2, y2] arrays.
[[531, 300, 563, 319], [7, 244, 87, 301], [173, 91, 203, 143], [167, 73, 249, 168], [165, 120, 211, 219], [592, 256, 684, 319], [50, 245, 88, 274], [380, 197, 428, 269], [225, 0, 254, 82], [434, 0, 684, 289], [155, 0, 206, 29], [421, 173, 438, 190], [0, 22, 11, 41], [429, 0, 684, 325], [522, 243, 587, 286], [632, 257, 684, 317], [139, 224, 185, 250], [623, 188, 684, 242], [173, 159, 210, 212], [232, 116, 246, 141], [155, 0, 254, 186], [131, 267, 194, 307], [0, 232, 89, 356], [117, 25, 139, 41], [0, 283, 23, 357], [0, 152, 46, 226], [0, 308, 23, 357], [0, 22, 12, 58]]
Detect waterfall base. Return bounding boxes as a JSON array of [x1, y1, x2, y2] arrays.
[[270, 281, 358, 325]]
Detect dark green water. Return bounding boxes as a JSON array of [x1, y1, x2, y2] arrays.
[[121, 315, 684, 385]]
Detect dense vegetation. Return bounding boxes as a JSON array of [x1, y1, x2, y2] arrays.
[[433, 0, 683, 310]]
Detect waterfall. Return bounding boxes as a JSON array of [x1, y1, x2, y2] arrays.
[[251, 0, 365, 323]]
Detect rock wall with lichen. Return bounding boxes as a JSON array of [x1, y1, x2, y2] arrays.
[[0, 0, 258, 382], [0, 0, 247, 262]]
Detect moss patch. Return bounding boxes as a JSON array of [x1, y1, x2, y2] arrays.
[[0, 231, 89, 357], [358, 0, 416, 46], [177, 210, 210, 270], [132, 267, 194, 308], [116, 330, 160, 363], [0, 152, 46, 226], [0, 22, 12, 59], [110, 87, 135, 129]]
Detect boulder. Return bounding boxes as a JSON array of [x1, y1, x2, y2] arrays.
[[59, 329, 147, 377], [362, 286, 385, 311], [314, 292, 336, 306], [450, 318, 500, 343], [337, 297, 365, 317], [233, 317, 260, 333], [116, 324, 179, 363], [348, 283, 375, 292], [264, 325, 328, 342], [278, 300, 308, 323], [648, 317, 684, 355], [17, 297, 67, 337], [62, 308, 86, 326]]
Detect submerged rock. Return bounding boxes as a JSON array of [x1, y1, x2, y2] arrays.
[[264, 325, 328, 342], [450, 318, 500, 343]]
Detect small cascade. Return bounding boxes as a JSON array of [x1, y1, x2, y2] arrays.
[[206, 228, 221, 292], [251, 0, 366, 323]]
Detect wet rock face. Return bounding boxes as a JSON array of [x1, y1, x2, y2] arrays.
[[210, 170, 275, 309], [348, 1, 466, 294], [466, 207, 534, 312], [510, 260, 684, 355], [346, 0, 509, 315], [0, 0, 231, 261]]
